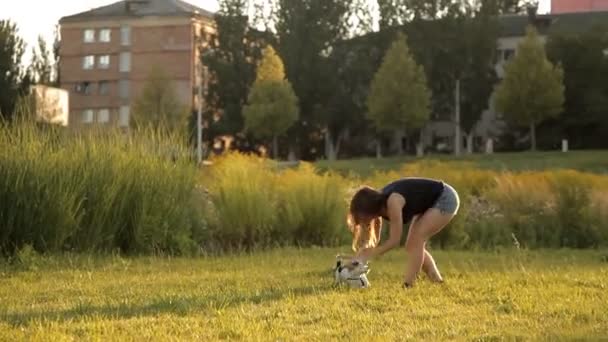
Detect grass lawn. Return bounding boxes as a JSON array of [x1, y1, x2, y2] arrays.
[[1, 248, 607, 340], [315, 150, 608, 177]]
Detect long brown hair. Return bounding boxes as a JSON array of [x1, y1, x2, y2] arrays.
[[348, 214, 383, 252], [348, 186, 387, 251]]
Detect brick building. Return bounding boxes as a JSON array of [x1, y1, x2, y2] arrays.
[[58, 0, 215, 128], [551, 0, 608, 14]]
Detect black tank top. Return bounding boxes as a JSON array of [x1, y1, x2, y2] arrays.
[[381, 178, 445, 224]]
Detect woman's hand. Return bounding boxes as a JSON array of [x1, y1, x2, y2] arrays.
[[355, 247, 375, 262]]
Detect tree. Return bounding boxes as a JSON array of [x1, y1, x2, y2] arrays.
[[456, 3, 500, 153], [0, 20, 30, 120], [132, 66, 188, 133], [243, 46, 299, 159], [52, 25, 61, 87], [201, 0, 271, 151], [494, 26, 564, 151], [545, 26, 608, 149], [367, 32, 431, 156], [274, 0, 352, 160], [29, 35, 54, 86]]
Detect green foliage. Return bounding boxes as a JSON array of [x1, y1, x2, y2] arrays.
[[546, 26, 608, 149], [274, 0, 353, 159], [276, 163, 349, 246], [132, 66, 189, 134], [28, 35, 54, 86], [202, 0, 271, 144], [494, 26, 565, 150], [367, 32, 431, 133], [243, 82, 298, 140], [0, 119, 205, 256], [243, 46, 299, 158], [0, 19, 30, 120], [203, 153, 279, 251], [202, 153, 349, 251]]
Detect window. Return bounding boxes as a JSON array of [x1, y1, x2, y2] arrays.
[[99, 29, 111, 42], [121, 25, 131, 46], [98, 81, 109, 95], [119, 80, 130, 99], [83, 82, 92, 95], [504, 49, 515, 61], [119, 52, 131, 72], [83, 29, 95, 43], [98, 109, 110, 123], [119, 106, 130, 127], [82, 109, 94, 123], [82, 55, 95, 69], [98, 55, 110, 69], [74, 81, 92, 94]]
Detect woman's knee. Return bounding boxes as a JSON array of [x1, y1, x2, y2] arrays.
[[405, 235, 425, 253]]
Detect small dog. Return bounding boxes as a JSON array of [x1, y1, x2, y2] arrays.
[[334, 255, 370, 288]]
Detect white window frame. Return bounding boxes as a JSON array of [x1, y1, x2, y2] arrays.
[[99, 28, 111, 43], [119, 52, 131, 72], [83, 29, 95, 43], [98, 109, 110, 123], [121, 25, 131, 46], [98, 55, 110, 69], [119, 106, 130, 127], [82, 109, 94, 123], [119, 79, 130, 99], [82, 55, 95, 70], [98, 81, 109, 95]]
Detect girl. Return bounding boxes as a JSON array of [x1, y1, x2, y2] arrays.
[[347, 177, 460, 288]]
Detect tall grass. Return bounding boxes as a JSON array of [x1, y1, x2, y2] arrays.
[[0, 120, 204, 256], [202, 153, 279, 251], [201, 154, 350, 251], [276, 163, 349, 247], [348, 160, 608, 249], [2, 117, 607, 256]]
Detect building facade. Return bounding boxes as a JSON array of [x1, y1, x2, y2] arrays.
[[58, 0, 215, 128], [551, 0, 608, 14]]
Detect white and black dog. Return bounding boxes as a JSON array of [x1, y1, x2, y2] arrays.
[[334, 256, 370, 288]]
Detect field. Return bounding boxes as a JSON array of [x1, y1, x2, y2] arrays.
[[2, 122, 608, 341], [315, 150, 608, 177], [1, 248, 607, 341]]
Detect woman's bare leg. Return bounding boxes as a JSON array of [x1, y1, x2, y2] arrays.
[[403, 209, 454, 286], [421, 249, 443, 282], [404, 217, 443, 282]]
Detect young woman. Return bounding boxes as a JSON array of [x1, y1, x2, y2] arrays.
[[347, 177, 460, 288]]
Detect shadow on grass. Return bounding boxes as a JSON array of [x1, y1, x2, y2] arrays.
[[1, 284, 336, 327]]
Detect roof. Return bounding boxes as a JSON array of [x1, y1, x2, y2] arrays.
[[498, 10, 608, 37], [59, 0, 215, 23]]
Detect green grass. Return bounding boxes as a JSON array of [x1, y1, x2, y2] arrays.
[[1, 248, 607, 340], [316, 150, 608, 177]]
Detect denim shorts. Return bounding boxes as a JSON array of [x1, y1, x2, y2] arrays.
[[431, 183, 460, 215]]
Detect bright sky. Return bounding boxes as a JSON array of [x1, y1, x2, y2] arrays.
[[3, 0, 551, 65]]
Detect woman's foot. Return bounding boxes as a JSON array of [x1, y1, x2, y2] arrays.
[[426, 270, 444, 283]]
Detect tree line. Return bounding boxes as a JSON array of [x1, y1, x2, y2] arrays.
[[1, 0, 607, 158]]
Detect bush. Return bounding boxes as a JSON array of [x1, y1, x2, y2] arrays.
[[3, 119, 607, 256], [276, 163, 349, 247], [203, 153, 278, 250], [0, 121, 203, 256]]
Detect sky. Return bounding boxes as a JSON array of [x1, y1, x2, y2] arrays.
[[4, 0, 551, 65]]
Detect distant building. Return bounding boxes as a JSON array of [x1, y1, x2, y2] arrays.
[[58, 0, 216, 128], [551, 0, 608, 14]]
